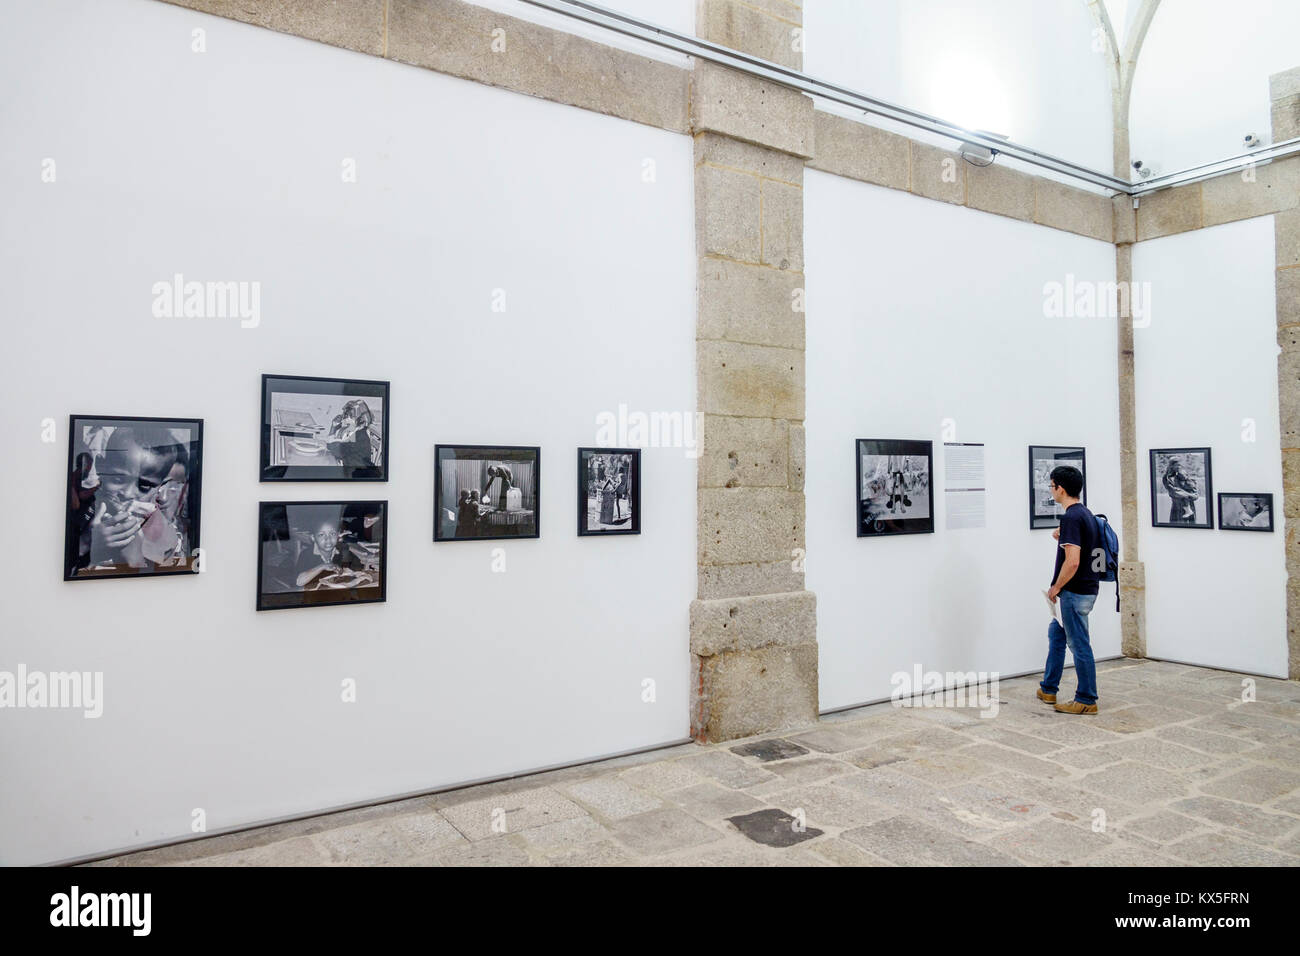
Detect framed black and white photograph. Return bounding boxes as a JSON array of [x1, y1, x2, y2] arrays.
[[1028, 445, 1087, 529], [856, 439, 934, 537], [256, 501, 387, 610], [260, 374, 388, 481], [435, 445, 539, 541], [1150, 447, 1213, 529], [64, 415, 203, 581], [1218, 492, 1273, 532], [578, 448, 640, 536]]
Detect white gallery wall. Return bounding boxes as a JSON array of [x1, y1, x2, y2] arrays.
[[804, 0, 1114, 174], [1133, 217, 1287, 677], [1129, 0, 1300, 174], [0, 0, 696, 865], [806, 170, 1123, 711]]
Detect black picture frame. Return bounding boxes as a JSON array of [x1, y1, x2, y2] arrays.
[[1028, 445, 1087, 529], [856, 439, 934, 537], [1150, 447, 1213, 529], [577, 448, 641, 536], [1217, 492, 1274, 532], [64, 415, 204, 582], [260, 374, 389, 482], [434, 445, 541, 541], [256, 500, 388, 611]]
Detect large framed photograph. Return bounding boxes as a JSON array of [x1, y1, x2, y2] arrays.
[[1028, 445, 1087, 529], [1150, 448, 1213, 529], [64, 415, 203, 581], [256, 501, 387, 610], [578, 448, 640, 536], [260, 374, 388, 481], [435, 445, 540, 541], [856, 439, 934, 537], [1218, 492, 1273, 532]]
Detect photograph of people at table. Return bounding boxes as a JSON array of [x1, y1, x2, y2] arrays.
[[256, 501, 386, 610], [435, 445, 539, 540], [64, 416, 203, 580]]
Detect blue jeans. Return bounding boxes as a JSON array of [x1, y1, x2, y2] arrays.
[[1040, 590, 1098, 705]]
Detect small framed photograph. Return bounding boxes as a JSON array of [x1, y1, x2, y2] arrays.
[[260, 374, 389, 481], [64, 415, 203, 581], [578, 448, 640, 536], [1150, 448, 1213, 529], [257, 501, 387, 610], [1028, 445, 1087, 529], [856, 439, 934, 537], [1218, 493, 1273, 532], [435, 445, 540, 541]]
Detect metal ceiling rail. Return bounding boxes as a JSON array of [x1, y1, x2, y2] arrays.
[[518, 0, 1300, 199], [1130, 136, 1300, 196]]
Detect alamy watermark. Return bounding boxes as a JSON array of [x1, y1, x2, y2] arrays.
[[1043, 274, 1150, 328], [0, 665, 103, 718], [595, 404, 702, 458], [890, 664, 1000, 718], [152, 273, 260, 328]]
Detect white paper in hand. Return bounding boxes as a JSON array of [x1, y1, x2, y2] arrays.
[[1043, 590, 1063, 626]]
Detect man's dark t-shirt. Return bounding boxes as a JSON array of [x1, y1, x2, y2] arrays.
[[1053, 502, 1100, 595]]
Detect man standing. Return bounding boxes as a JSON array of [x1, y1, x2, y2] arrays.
[[1037, 465, 1101, 715]]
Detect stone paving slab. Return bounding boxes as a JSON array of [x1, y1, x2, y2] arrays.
[[516, 815, 612, 854], [1200, 765, 1300, 804], [608, 808, 727, 856], [744, 756, 855, 793], [90, 659, 1300, 868], [548, 841, 637, 867], [1156, 725, 1259, 755], [439, 786, 587, 841], [1115, 809, 1211, 846], [988, 818, 1113, 865], [1163, 831, 1297, 866], [727, 808, 823, 847], [730, 738, 810, 762], [617, 760, 706, 794], [758, 782, 896, 830], [1169, 795, 1300, 842], [677, 751, 779, 789], [1082, 845, 1187, 867], [314, 815, 465, 864], [842, 815, 1023, 866], [665, 782, 768, 820], [957, 724, 1066, 756], [558, 777, 666, 820]]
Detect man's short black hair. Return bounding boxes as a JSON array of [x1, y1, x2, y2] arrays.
[[1050, 465, 1084, 499]]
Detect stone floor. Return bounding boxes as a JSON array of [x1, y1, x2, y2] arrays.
[[90, 658, 1300, 867]]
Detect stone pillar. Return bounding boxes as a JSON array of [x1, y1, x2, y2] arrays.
[[1115, 237, 1146, 657], [1272, 66, 1300, 679], [1095, 0, 1158, 660], [1114, 148, 1145, 658], [690, 0, 818, 741]]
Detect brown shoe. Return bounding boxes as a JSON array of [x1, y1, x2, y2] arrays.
[[1054, 700, 1098, 715], [1036, 688, 1056, 705]]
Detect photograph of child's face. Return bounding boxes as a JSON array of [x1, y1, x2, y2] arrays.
[[312, 523, 339, 554], [257, 501, 387, 610], [65, 417, 203, 580], [1219, 492, 1273, 531]]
